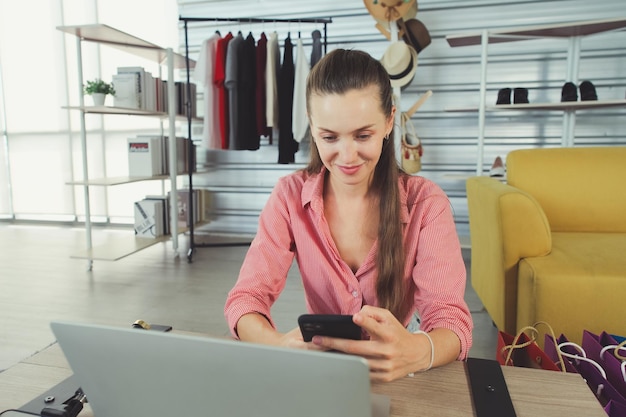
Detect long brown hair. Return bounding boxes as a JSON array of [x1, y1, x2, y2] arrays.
[[305, 49, 413, 323]]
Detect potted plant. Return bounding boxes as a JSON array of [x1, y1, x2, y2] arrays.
[[83, 78, 116, 106]]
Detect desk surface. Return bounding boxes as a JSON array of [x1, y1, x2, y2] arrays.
[[0, 342, 606, 417]]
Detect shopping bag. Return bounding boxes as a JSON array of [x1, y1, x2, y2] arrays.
[[582, 330, 626, 398], [557, 337, 626, 408], [544, 333, 578, 373], [605, 400, 626, 417], [400, 113, 422, 174], [497, 322, 565, 371]]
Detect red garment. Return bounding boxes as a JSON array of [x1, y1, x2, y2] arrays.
[[224, 168, 473, 359], [214, 32, 233, 149]]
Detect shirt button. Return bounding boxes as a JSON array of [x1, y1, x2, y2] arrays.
[[352, 290, 359, 298]]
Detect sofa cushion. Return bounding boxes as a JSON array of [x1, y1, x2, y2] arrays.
[[517, 232, 626, 344], [507, 147, 626, 233]]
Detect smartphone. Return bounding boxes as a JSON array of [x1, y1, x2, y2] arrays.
[[298, 314, 361, 342]]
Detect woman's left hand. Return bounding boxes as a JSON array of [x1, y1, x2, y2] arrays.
[[311, 305, 432, 382]]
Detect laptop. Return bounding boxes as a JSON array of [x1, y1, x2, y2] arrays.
[[50, 321, 390, 417]]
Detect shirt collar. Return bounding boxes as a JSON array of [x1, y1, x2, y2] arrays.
[[301, 167, 326, 215], [301, 167, 411, 224]]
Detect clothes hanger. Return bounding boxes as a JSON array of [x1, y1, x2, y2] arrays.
[[214, 18, 220, 36]]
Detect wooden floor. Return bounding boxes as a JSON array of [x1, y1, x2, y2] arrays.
[[0, 222, 497, 372]]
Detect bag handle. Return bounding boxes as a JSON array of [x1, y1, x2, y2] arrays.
[[400, 112, 421, 147], [558, 341, 607, 399], [617, 340, 626, 361], [600, 344, 626, 383], [600, 343, 626, 362], [501, 321, 567, 372]]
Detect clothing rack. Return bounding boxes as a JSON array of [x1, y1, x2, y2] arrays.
[[179, 15, 332, 262]]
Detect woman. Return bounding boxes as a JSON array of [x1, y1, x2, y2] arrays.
[[224, 48, 472, 382]]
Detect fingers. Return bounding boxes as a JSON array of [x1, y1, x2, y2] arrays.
[[281, 327, 325, 351], [354, 305, 403, 342], [311, 335, 386, 358], [310, 336, 405, 382]]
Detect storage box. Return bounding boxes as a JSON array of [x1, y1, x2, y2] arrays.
[[128, 136, 162, 177]]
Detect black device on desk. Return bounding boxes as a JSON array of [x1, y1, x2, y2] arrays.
[[17, 375, 84, 417], [298, 314, 362, 342], [466, 357, 517, 417], [131, 319, 172, 332]]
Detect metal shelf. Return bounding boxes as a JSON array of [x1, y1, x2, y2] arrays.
[[57, 24, 193, 68], [58, 23, 196, 269], [445, 17, 626, 175], [445, 99, 626, 113]]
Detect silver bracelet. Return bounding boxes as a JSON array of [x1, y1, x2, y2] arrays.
[[408, 330, 434, 376]]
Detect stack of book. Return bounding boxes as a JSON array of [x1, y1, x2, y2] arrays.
[[171, 189, 212, 228], [133, 190, 211, 238], [111, 66, 196, 114], [133, 196, 168, 238]]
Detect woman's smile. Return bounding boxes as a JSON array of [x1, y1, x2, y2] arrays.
[[337, 163, 364, 176]]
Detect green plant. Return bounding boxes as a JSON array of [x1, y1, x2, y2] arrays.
[[83, 78, 116, 96]]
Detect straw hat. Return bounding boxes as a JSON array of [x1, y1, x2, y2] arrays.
[[397, 18, 431, 53], [363, 0, 418, 28], [380, 41, 418, 88]]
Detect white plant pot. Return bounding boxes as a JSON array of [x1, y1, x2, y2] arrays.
[[91, 93, 106, 106]]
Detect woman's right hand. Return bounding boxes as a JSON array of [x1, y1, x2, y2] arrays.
[[280, 327, 328, 351]]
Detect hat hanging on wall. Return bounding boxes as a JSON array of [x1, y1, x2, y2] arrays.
[[396, 18, 431, 53], [380, 41, 418, 88], [363, 0, 418, 29]]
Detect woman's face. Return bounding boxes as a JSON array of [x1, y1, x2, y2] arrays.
[[309, 85, 394, 191]]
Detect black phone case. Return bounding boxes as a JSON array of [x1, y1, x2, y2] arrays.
[[298, 314, 361, 342]]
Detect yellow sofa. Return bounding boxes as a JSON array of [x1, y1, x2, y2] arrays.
[[466, 147, 626, 344]]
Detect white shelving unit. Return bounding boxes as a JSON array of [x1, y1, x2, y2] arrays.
[[57, 24, 195, 268], [445, 17, 626, 175]]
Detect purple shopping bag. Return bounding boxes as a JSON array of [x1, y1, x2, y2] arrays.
[[556, 336, 626, 408], [605, 400, 626, 417], [582, 331, 626, 399], [544, 334, 578, 373]]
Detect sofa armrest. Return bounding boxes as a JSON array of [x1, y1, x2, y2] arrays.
[[466, 176, 552, 334]]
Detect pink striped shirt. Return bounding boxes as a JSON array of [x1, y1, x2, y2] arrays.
[[224, 168, 473, 359]]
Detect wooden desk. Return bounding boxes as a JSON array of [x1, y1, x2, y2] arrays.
[[0, 343, 606, 417]]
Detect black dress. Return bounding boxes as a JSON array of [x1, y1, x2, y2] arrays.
[[277, 35, 297, 163]]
